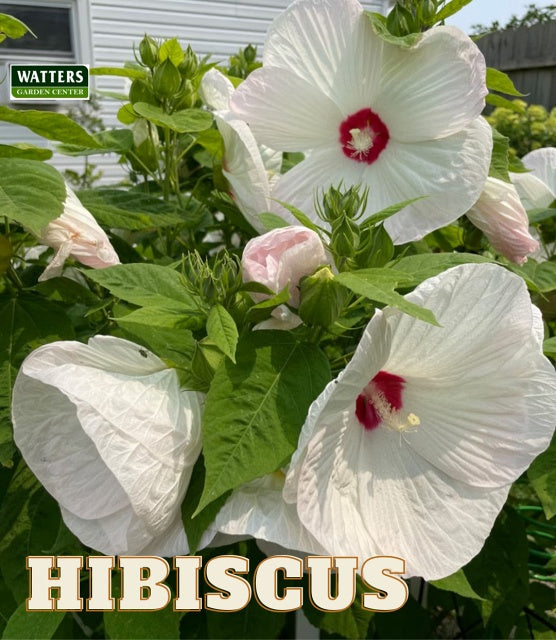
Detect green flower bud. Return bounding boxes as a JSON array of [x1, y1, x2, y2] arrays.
[[244, 44, 257, 64], [421, 0, 437, 22], [129, 78, 157, 106], [298, 266, 349, 328], [139, 35, 158, 69], [178, 45, 198, 79], [353, 224, 394, 269], [387, 3, 418, 36], [173, 79, 196, 110], [152, 58, 181, 99], [331, 216, 359, 258]]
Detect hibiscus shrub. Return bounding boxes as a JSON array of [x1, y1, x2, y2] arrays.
[[1, 2, 556, 639]]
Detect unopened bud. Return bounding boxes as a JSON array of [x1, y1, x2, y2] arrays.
[[152, 58, 181, 99], [244, 45, 257, 64], [298, 266, 348, 328], [129, 78, 157, 106], [179, 45, 198, 79], [139, 35, 158, 69], [332, 216, 359, 258]]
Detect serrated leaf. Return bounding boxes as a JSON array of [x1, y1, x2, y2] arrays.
[[206, 304, 238, 363], [2, 603, 65, 639], [273, 199, 325, 234], [360, 197, 425, 229], [527, 434, 556, 519], [57, 128, 133, 157], [134, 103, 213, 133], [389, 253, 491, 284], [84, 263, 199, 310], [0, 144, 52, 161], [430, 569, 483, 600], [486, 68, 525, 97], [196, 332, 330, 512], [77, 189, 184, 230], [0, 159, 66, 234], [0, 106, 101, 148], [115, 306, 203, 331], [335, 270, 439, 326]]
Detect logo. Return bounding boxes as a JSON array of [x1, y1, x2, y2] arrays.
[[10, 64, 89, 100]]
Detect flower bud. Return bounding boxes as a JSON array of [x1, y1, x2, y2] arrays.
[[331, 216, 359, 258], [153, 58, 182, 99], [244, 45, 257, 64], [242, 226, 328, 308], [139, 35, 159, 69], [173, 79, 196, 110], [129, 78, 157, 106], [387, 3, 418, 36], [179, 45, 199, 79], [298, 266, 348, 327]]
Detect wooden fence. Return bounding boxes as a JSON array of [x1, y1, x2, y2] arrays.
[[476, 20, 556, 109]]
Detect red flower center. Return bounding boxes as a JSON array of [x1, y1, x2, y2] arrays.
[[339, 108, 389, 164], [355, 371, 405, 431]]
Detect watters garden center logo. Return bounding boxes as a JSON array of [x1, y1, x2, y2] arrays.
[[10, 64, 89, 100]]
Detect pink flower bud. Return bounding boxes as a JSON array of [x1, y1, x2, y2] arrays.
[[242, 226, 328, 307], [466, 177, 539, 265], [38, 184, 120, 281]]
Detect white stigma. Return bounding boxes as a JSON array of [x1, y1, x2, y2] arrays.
[[366, 382, 420, 433], [347, 127, 374, 157]]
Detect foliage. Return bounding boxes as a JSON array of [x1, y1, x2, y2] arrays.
[[471, 3, 556, 35], [488, 100, 556, 158]]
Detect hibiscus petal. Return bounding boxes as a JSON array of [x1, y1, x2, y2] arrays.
[[374, 26, 487, 142], [199, 68, 235, 111], [12, 336, 203, 555], [511, 171, 555, 211], [231, 67, 342, 150], [200, 474, 327, 556], [521, 147, 556, 197]]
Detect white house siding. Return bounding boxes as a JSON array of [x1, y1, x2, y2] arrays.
[[0, 0, 390, 183]]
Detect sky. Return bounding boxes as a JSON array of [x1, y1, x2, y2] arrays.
[[445, 0, 555, 34]]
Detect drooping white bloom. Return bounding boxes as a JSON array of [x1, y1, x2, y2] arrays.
[[12, 336, 203, 556], [283, 263, 556, 580], [466, 176, 539, 264], [38, 184, 120, 281], [200, 68, 294, 232], [231, 0, 492, 244], [511, 147, 556, 211]]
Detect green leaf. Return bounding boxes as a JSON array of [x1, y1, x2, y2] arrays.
[[158, 37, 185, 66], [360, 197, 425, 229], [0, 463, 64, 603], [180, 455, 230, 553], [0, 144, 52, 161], [486, 68, 525, 97], [0, 13, 35, 40], [512, 259, 556, 293], [0, 159, 66, 234], [485, 94, 526, 113], [84, 263, 199, 310], [104, 577, 181, 639], [365, 11, 422, 47], [115, 306, 204, 331], [335, 269, 439, 326], [0, 106, 101, 148], [133, 103, 213, 133], [303, 577, 374, 640], [389, 253, 491, 284], [527, 434, 556, 519], [258, 212, 290, 231], [489, 128, 511, 183], [430, 569, 483, 600], [76, 189, 184, 230], [206, 304, 238, 363], [2, 603, 65, 640], [0, 296, 74, 468], [196, 332, 330, 512], [463, 508, 529, 634], [528, 207, 556, 224], [543, 336, 556, 357], [91, 66, 147, 80], [433, 0, 473, 22], [58, 128, 133, 157]]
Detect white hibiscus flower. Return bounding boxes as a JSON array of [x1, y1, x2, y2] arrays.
[[283, 263, 556, 580], [511, 147, 556, 211], [12, 336, 203, 556], [231, 0, 492, 244]]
